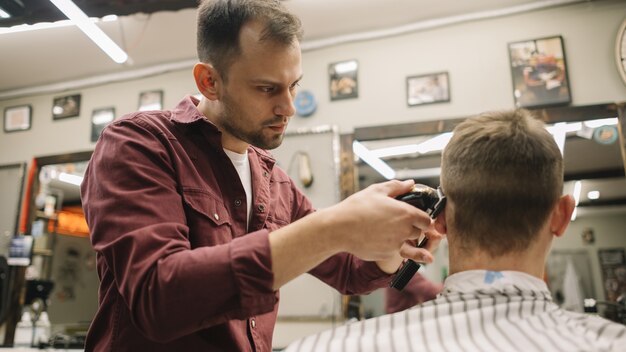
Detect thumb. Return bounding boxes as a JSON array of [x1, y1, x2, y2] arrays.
[[380, 179, 415, 198]]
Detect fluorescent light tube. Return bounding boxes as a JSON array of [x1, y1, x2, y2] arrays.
[[49, 0, 128, 64], [0, 7, 10, 18], [58, 172, 84, 186], [353, 141, 396, 180]]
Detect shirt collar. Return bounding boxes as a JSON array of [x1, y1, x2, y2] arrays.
[[171, 95, 278, 170], [171, 95, 216, 126], [443, 270, 550, 295]]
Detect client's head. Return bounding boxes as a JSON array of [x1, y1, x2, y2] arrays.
[[437, 109, 574, 275]]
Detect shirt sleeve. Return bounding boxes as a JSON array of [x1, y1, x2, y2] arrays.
[[81, 117, 276, 342], [286, 178, 393, 295]]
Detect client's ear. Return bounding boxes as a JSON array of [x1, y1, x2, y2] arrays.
[[550, 195, 575, 238], [434, 208, 447, 235]]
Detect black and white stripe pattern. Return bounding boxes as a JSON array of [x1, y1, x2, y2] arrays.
[[284, 270, 626, 352]]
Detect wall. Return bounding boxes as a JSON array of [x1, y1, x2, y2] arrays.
[[1, 1, 626, 165], [553, 211, 626, 301], [0, 0, 625, 346]]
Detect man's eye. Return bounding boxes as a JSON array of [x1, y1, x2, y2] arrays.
[[260, 86, 275, 93], [290, 82, 301, 90]]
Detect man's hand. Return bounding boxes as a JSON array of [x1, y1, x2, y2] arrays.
[[270, 179, 437, 289], [321, 179, 434, 270]]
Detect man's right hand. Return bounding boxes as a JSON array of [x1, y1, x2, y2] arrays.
[[269, 179, 435, 289], [322, 179, 434, 263]]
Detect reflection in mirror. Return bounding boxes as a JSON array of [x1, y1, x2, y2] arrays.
[[22, 153, 97, 344], [352, 107, 626, 320]]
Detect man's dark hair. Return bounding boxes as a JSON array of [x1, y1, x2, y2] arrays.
[[197, 0, 303, 80]]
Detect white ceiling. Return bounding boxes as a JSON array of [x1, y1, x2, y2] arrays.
[[0, 0, 557, 95]]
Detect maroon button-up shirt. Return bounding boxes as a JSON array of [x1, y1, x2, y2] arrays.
[[81, 96, 391, 351]]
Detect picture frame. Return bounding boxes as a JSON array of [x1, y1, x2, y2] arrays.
[[90, 107, 115, 142], [329, 60, 358, 101], [508, 35, 571, 108], [3, 105, 32, 133], [52, 94, 81, 120], [406, 72, 450, 107], [138, 90, 163, 111]]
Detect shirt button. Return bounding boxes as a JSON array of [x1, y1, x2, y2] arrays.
[[263, 171, 269, 178], [234, 199, 242, 207], [251, 318, 256, 328], [213, 213, 220, 221], [258, 204, 265, 213]]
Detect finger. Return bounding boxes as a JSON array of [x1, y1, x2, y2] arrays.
[[399, 243, 434, 264], [412, 216, 435, 233], [422, 229, 445, 252], [376, 179, 415, 197]]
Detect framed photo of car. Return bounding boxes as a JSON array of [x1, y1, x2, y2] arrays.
[[508, 35, 571, 108]]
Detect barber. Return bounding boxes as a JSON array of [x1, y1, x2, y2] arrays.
[[81, 1, 440, 351]]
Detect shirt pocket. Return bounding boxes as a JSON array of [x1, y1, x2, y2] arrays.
[[181, 188, 232, 246]]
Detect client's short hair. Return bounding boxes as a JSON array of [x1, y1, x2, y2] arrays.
[[441, 109, 563, 256]]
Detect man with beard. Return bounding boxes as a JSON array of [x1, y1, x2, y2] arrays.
[[80, 1, 440, 351]]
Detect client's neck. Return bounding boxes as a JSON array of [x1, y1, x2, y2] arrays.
[[448, 240, 548, 280]]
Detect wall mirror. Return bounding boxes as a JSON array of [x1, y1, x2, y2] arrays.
[[349, 103, 626, 319], [7, 151, 97, 344]]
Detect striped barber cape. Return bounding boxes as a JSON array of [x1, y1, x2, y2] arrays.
[[285, 270, 626, 352]]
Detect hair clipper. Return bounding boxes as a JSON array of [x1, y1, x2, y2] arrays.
[[389, 184, 446, 290]]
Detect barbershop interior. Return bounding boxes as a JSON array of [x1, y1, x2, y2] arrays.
[[0, 0, 625, 350]]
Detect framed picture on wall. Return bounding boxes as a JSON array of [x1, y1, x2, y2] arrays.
[[329, 60, 358, 101], [52, 94, 81, 120], [4, 104, 32, 133], [138, 90, 163, 111], [406, 72, 450, 107], [508, 35, 571, 108], [90, 107, 115, 142]]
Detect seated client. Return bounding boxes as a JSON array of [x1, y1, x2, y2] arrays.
[[285, 109, 626, 352]]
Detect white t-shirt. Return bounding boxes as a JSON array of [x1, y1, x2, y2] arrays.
[[223, 148, 252, 229]]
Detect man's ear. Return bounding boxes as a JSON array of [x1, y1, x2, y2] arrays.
[[193, 63, 220, 101], [550, 195, 575, 238], [434, 207, 447, 235]]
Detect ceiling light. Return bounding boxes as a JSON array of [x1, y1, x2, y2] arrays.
[[0, 7, 11, 18], [587, 190, 600, 200], [49, 0, 128, 64], [371, 144, 420, 158], [583, 118, 618, 128], [353, 141, 396, 180], [416, 132, 453, 154], [58, 172, 84, 186]]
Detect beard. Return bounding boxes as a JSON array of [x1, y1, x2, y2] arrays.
[[219, 92, 287, 150]]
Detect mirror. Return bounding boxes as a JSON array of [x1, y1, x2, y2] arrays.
[[23, 151, 97, 339], [350, 103, 626, 319]]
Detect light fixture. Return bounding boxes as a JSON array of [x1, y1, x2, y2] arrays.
[[0, 7, 11, 18], [353, 141, 396, 180], [58, 172, 84, 186], [370, 132, 453, 159], [583, 118, 618, 128], [49, 0, 128, 64], [587, 190, 600, 200], [0, 16, 117, 34]]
